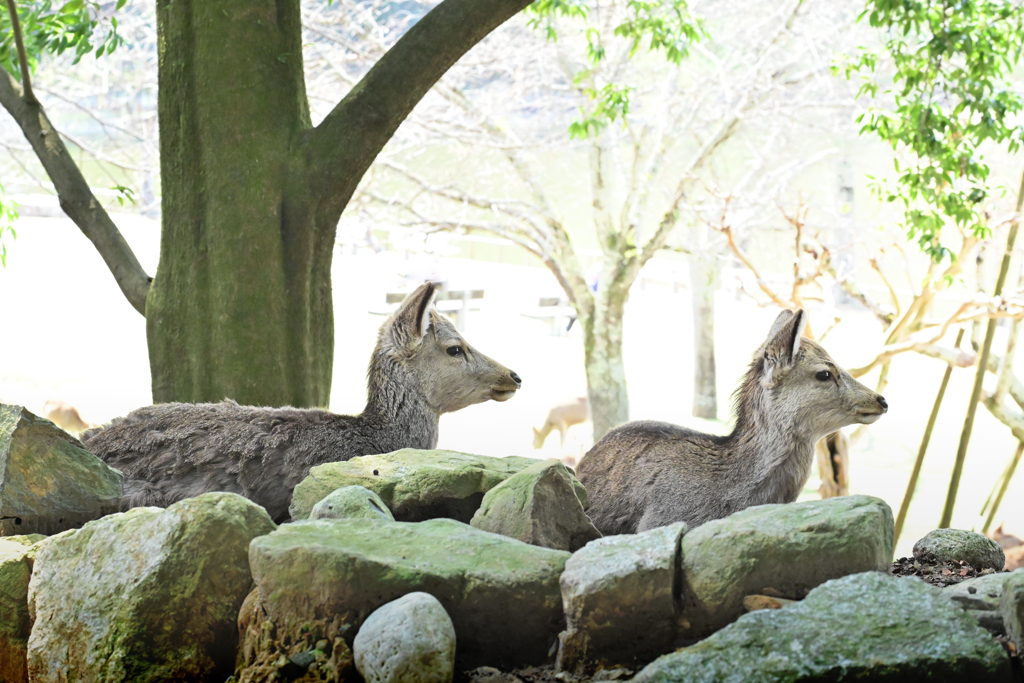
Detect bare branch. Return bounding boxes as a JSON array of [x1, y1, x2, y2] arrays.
[[0, 68, 150, 314]]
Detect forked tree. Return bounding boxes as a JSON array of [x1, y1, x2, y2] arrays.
[[0, 0, 535, 407]]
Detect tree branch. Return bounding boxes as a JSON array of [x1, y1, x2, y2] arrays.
[[301, 0, 535, 207], [5, 0, 36, 104], [0, 69, 150, 314]]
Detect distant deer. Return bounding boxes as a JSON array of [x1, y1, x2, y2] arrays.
[[42, 399, 95, 435], [82, 283, 521, 522], [576, 309, 887, 534], [533, 396, 588, 449]]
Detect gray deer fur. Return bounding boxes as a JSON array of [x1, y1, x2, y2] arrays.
[[83, 283, 521, 522], [576, 309, 887, 535]]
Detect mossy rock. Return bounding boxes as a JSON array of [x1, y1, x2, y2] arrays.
[[27, 493, 276, 683], [635, 572, 1010, 682], [679, 495, 894, 639], [470, 459, 598, 551], [249, 517, 569, 669], [0, 535, 46, 683], [289, 449, 537, 522], [913, 528, 1005, 571], [0, 405, 122, 536]]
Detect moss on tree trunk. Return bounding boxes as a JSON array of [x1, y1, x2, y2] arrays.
[[149, 0, 327, 406], [583, 281, 630, 441]]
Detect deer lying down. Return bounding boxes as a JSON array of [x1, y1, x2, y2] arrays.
[[576, 309, 887, 535], [82, 283, 521, 522]]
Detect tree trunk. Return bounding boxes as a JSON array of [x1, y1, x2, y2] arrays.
[[148, 0, 327, 407], [690, 254, 719, 419], [583, 278, 630, 441]]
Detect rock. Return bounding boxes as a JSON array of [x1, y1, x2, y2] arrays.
[[0, 535, 46, 683], [290, 449, 537, 521], [0, 405, 123, 536], [678, 495, 893, 639], [944, 571, 1013, 611], [913, 528, 1005, 571], [470, 459, 599, 552], [249, 518, 569, 669], [555, 523, 685, 676], [635, 572, 1009, 682], [311, 485, 395, 522], [235, 587, 354, 683], [27, 492, 276, 683], [353, 592, 456, 683], [1000, 570, 1024, 652]]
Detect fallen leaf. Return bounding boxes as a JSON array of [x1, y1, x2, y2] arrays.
[[942, 568, 952, 576], [960, 568, 969, 576]]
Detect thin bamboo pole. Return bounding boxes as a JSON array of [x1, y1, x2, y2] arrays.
[[940, 168, 1024, 528], [983, 441, 1024, 534], [894, 328, 964, 544]]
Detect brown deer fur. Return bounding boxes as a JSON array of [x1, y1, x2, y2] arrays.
[[82, 283, 521, 522], [577, 309, 887, 534], [533, 396, 588, 448]]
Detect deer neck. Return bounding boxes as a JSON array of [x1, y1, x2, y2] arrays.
[[726, 386, 818, 507], [361, 353, 440, 451]]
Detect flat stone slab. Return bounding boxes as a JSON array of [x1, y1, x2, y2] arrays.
[[678, 495, 894, 638], [27, 493, 276, 683], [290, 449, 537, 522], [249, 518, 569, 669], [944, 571, 1013, 611], [634, 572, 1010, 682], [556, 523, 685, 676], [0, 405, 122, 536]]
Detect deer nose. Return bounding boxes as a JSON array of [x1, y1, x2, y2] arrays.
[[877, 395, 888, 412], [510, 371, 522, 387]]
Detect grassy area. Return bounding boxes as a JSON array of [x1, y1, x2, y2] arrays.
[[0, 213, 1020, 557]]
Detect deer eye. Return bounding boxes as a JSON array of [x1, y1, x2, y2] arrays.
[[816, 370, 832, 382], [447, 345, 464, 357]]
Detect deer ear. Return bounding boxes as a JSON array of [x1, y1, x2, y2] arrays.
[[389, 282, 436, 348], [763, 309, 806, 367]]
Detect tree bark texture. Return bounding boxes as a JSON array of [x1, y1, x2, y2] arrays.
[[689, 254, 719, 419], [583, 277, 631, 441], [147, 0, 533, 406]]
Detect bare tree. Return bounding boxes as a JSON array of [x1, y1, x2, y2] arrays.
[[332, 0, 867, 439]]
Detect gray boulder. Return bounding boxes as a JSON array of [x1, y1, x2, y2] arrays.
[[0, 535, 46, 683], [0, 404, 122, 536], [311, 485, 395, 521], [248, 517, 569, 669], [556, 523, 685, 676], [914, 528, 1005, 570], [945, 571, 1012, 611], [678, 495, 893, 639], [353, 592, 456, 683], [470, 459, 599, 552], [289, 449, 536, 521], [635, 572, 1010, 682], [27, 492, 276, 683], [1000, 570, 1024, 652]]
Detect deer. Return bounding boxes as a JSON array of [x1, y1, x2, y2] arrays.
[[82, 283, 521, 523], [533, 396, 588, 449], [42, 399, 95, 434], [576, 309, 887, 535]]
